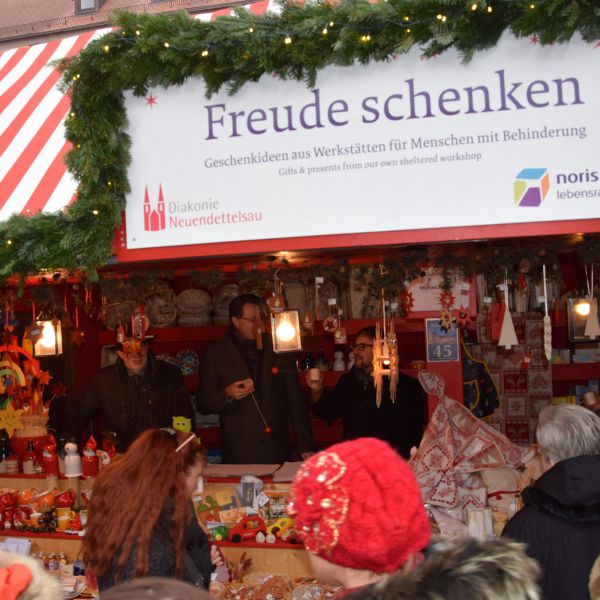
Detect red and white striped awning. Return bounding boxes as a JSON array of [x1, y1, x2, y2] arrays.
[[0, 1, 272, 222]]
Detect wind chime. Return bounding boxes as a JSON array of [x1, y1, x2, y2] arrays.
[[372, 289, 399, 407]]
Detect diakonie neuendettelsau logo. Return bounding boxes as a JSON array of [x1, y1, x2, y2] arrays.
[[514, 168, 550, 207]]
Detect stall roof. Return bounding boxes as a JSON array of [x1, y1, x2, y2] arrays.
[[0, 0, 271, 224]]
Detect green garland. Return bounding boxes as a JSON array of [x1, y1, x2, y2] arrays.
[[0, 0, 598, 281]]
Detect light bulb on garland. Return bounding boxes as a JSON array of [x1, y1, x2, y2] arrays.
[[471, 3, 478, 10], [248, 27, 254, 33], [164, 41, 170, 48], [322, 27, 328, 35], [487, 6, 493, 12], [136, 30, 141, 36], [284, 35, 292, 44], [103, 44, 109, 52], [201, 49, 209, 57]]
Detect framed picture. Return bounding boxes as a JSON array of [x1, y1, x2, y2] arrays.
[[566, 297, 598, 342]]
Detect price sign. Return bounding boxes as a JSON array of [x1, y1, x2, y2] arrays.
[[425, 319, 460, 363]]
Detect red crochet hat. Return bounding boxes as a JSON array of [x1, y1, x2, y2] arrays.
[[288, 438, 431, 573]]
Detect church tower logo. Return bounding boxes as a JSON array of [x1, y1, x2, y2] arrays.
[[143, 184, 166, 231]]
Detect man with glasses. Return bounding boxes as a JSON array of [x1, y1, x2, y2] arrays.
[[64, 336, 194, 452], [197, 294, 315, 464], [306, 326, 426, 457]]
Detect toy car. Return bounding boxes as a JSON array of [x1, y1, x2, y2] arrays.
[[267, 517, 294, 538], [228, 516, 267, 543], [211, 525, 229, 541]]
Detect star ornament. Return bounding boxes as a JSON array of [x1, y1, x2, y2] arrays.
[[0, 404, 24, 438], [145, 94, 157, 108], [530, 34, 539, 45], [38, 370, 53, 386]]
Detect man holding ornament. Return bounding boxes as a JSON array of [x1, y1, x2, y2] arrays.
[[197, 294, 315, 464], [64, 336, 194, 452], [306, 326, 426, 457]]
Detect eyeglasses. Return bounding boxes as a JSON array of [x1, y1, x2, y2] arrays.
[[239, 316, 260, 323], [351, 343, 374, 351]]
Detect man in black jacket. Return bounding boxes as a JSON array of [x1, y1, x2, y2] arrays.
[[197, 294, 315, 464], [306, 326, 426, 458], [64, 337, 194, 452], [503, 404, 600, 600]]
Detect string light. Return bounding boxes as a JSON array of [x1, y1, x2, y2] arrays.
[[284, 35, 292, 44], [487, 5, 493, 12], [437, 14, 448, 22], [406, 28, 412, 33], [103, 44, 109, 52], [329, 21, 334, 27], [322, 27, 328, 35], [248, 27, 254, 33], [471, 3, 478, 10], [70, 112, 75, 118], [201, 49, 209, 57], [135, 30, 141, 36], [6, 240, 12, 246], [403, 16, 410, 21], [92, 210, 99, 216], [360, 34, 371, 42], [164, 41, 170, 48], [529, 3, 535, 7]]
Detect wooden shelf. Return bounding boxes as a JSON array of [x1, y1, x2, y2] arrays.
[[217, 540, 303, 550], [97, 318, 427, 346], [551, 363, 600, 381], [0, 529, 83, 541]]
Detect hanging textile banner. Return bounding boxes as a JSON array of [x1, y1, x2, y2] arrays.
[[124, 34, 599, 250]]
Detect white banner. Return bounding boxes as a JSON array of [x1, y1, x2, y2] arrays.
[[124, 35, 600, 250]]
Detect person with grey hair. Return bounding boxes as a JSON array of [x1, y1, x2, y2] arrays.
[[344, 536, 540, 600], [503, 404, 600, 600]]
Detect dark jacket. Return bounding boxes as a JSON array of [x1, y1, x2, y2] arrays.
[[64, 354, 194, 452], [98, 505, 212, 591], [197, 330, 315, 464], [503, 454, 600, 600], [312, 367, 426, 458]]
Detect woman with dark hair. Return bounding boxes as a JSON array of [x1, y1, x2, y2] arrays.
[[83, 428, 216, 591]]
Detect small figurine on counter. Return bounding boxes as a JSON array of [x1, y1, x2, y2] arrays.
[[333, 351, 345, 372], [346, 351, 355, 371], [64, 442, 82, 478], [41, 441, 59, 476]]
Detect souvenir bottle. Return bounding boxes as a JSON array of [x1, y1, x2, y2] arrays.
[[81, 436, 99, 479], [64, 442, 82, 478], [41, 442, 59, 476], [22, 441, 36, 475], [0, 436, 10, 474], [57, 438, 66, 476]]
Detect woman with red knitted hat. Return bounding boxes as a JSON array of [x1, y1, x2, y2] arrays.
[[288, 437, 431, 593]]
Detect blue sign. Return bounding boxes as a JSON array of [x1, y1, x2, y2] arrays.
[[426, 319, 460, 362]]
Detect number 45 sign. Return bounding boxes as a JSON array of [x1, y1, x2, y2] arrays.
[[425, 319, 460, 362]]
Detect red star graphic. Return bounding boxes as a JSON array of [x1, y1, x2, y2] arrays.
[[530, 34, 539, 45], [145, 94, 157, 108], [595, 39, 600, 48]]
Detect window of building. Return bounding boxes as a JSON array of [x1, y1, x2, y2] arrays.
[[76, 0, 100, 13]]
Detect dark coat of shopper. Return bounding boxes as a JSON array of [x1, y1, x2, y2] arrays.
[[197, 329, 315, 464], [503, 454, 600, 600], [64, 354, 194, 452], [312, 367, 427, 458], [98, 504, 212, 591]]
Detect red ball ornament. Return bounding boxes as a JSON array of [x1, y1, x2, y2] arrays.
[[264, 426, 272, 434], [271, 366, 279, 375]]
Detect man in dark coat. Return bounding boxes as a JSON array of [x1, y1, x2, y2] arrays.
[[306, 326, 426, 457], [503, 404, 600, 600], [197, 294, 315, 464], [64, 337, 194, 452]]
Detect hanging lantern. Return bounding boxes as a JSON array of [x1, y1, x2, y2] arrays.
[[271, 310, 302, 353], [33, 316, 63, 357]]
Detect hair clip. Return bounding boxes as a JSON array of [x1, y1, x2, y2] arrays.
[[175, 433, 196, 453]]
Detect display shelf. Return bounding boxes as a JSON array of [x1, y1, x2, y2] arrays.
[[97, 318, 427, 347], [551, 363, 600, 381], [217, 540, 302, 550], [0, 529, 83, 541]]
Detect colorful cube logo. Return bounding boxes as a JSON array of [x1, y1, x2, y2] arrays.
[[514, 168, 550, 207]]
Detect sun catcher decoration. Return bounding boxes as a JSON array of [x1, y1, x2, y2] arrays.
[[372, 290, 399, 408]]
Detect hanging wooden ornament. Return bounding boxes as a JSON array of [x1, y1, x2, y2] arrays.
[[497, 279, 518, 350], [542, 264, 552, 361], [584, 264, 600, 339], [372, 290, 399, 407], [0, 404, 24, 438]]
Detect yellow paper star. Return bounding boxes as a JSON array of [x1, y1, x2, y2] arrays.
[[0, 404, 24, 438]]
